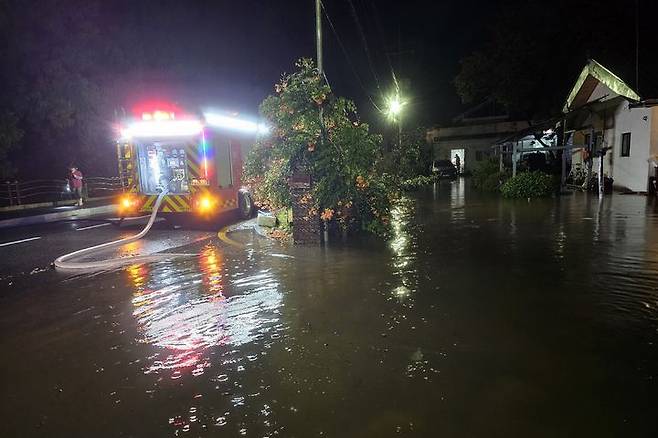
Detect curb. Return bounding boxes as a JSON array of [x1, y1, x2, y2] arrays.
[[217, 220, 250, 248], [0, 204, 118, 229], [0, 196, 115, 213]]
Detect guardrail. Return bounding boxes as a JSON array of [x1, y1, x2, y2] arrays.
[[0, 177, 123, 207]]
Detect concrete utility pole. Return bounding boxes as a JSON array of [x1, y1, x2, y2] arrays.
[[316, 0, 323, 73]]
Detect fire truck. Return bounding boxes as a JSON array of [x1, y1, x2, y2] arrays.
[[115, 104, 267, 222]]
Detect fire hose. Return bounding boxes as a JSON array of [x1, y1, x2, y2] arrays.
[[54, 189, 196, 271]]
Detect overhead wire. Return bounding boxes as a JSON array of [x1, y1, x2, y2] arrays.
[[345, 0, 383, 95], [368, 0, 399, 92], [320, 0, 383, 113]]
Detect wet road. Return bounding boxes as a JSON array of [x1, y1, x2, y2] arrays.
[[2, 180, 658, 437]]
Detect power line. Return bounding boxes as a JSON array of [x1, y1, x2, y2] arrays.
[[367, 0, 399, 91], [320, 0, 382, 113], [345, 0, 383, 95]]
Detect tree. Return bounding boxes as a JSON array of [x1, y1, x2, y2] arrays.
[[379, 127, 432, 180], [244, 59, 394, 235], [454, 0, 638, 118]]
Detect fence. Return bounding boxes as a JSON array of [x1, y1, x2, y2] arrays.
[[0, 177, 123, 207]]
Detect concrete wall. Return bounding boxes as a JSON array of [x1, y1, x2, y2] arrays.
[[428, 120, 529, 172], [433, 138, 493, 171], [606, 101, 652, 192]]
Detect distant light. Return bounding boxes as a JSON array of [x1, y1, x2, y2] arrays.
[[204, 113, 270, 135], [120, 120, 203, 139]]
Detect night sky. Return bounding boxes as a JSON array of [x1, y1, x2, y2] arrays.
[[103, 0, 499, 126], [98, 0, 658, 127], [3, 0, 658, 176]]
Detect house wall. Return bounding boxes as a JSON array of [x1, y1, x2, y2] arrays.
[[433, 138, 493, 171], [428, 120, 529, 172], [606, 101, 652, 192]]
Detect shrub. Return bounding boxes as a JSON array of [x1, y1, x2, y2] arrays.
[[473, 159, 508, 192], [500, 171, 555, 199], [400, 175, 436, 191]]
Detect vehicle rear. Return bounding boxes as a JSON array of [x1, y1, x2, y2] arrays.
[[431, 160, 457, 179], [116, 108, 263, 223]]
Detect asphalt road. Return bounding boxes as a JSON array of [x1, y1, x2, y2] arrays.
[[0, 213, 216, 284]]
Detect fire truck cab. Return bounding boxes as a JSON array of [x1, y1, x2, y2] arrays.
[[116, 106, 267, 222]]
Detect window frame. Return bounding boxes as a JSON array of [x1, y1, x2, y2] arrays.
[[620, 132, 631, 157]]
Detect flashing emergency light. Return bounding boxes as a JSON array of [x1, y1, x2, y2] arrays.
[[142, 111, 175, 121], [118, 194, 138, 212], [204, 113, 270, 135], [194, 193, 218, 214], [120, 120, 203, 139]]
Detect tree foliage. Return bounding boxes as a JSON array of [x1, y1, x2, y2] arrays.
[[378, 127, 432, 181], [472, 159, 508, 192], [244, 59, 394, 235]]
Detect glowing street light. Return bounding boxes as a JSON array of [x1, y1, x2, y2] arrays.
[[385, 93, 405, 122], [385, 91, 405, 147]]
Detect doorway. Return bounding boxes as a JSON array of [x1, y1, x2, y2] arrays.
[[451, 148, 465, 174]]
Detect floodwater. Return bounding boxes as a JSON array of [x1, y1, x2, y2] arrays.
[[2, 179, 658, 437]]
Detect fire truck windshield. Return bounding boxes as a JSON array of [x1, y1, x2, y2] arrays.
[[136, 141, 191, 194]]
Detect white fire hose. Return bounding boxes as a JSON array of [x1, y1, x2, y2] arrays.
[[54, 189, 196, 271]]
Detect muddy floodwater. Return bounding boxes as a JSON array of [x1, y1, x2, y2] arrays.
[[2, 180, 658, 437]]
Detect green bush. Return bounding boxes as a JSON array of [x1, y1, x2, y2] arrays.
[[473, 159, 508, 191], [400, 175, 436, 191], [500, 171, 555, 199]]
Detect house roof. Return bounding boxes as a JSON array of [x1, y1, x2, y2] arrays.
[[563, 59, 640, 113]]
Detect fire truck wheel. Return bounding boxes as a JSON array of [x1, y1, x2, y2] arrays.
[[238, 191, 254, 219]]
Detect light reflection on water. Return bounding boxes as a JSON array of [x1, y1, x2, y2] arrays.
[[5, 183, 658, 437], [123, 243, 284, 434], [127, 245, 283, 375]]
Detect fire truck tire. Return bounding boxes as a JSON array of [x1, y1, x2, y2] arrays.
[[238, 191, 254, 219]]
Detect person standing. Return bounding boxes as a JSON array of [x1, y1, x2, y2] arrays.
[[69, 167, 84, 206], [454, 154, 461, 174]]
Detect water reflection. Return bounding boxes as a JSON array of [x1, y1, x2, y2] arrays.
[[389, 198, 417, 303], [126, 244, 283, 375]]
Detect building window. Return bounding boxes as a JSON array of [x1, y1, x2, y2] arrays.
[[621, 132, 631, 157], [476, 151, 483, 161]]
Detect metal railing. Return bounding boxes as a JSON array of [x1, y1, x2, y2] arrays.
[[1, 177, 123, 207]]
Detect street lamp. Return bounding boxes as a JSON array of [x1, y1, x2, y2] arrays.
[[385, 92, 405, 148], [385, 93, 404, 122]]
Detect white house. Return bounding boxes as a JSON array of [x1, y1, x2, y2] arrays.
[[563, 59, 658, 192]]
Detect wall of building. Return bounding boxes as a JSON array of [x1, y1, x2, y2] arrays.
[[606, 101, 652, 192], [428, 120, 529, 172], [433, 138, 493, 171]]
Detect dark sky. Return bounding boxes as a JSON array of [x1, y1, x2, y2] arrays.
[[109, 0, 499, 129], [6, 0, 658, 178]]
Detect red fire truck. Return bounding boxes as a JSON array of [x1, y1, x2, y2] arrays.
[[115, 104, 268, 222]]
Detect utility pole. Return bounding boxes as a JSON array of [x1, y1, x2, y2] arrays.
[[316, 0, 323, 73]]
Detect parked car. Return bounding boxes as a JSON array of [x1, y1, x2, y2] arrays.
[[430, 160, 457, 179]]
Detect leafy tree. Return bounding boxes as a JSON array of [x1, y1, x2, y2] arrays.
[[244, 59, 394, 235], [379, 126, 432, 181]]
